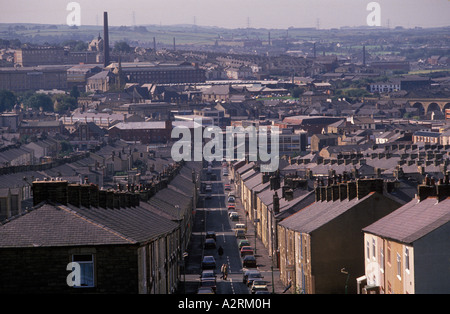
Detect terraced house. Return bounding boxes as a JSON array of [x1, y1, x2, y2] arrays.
[[277, 178, 403, 294], [361, 176, 450, 294], [0, 161, 199, 294]]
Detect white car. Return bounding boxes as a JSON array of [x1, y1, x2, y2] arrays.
[[229, 212, 239, 220]]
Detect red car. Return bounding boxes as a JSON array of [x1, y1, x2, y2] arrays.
[[240, 246, 254, 258], [228, 204, 235, 210]]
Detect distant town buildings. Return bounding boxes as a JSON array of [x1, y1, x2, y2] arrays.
[[0, 19, 449, 294]]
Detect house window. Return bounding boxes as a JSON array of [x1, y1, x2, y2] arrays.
[[387, 242, 391, 265], [366, 240, 370, 260], [380, 247, 385, 273], [299, 235, 303, 261], [405, 247, 410, 272], [372, 238, 376, 259], [72, 254, 95, 287], [396, 253, 401, 280]]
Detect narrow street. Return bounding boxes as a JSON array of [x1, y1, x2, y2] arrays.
[[178, 160, 289, 295]]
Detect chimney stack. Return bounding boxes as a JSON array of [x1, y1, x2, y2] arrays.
[[347, 181, 357, 201], [262, 172, 271, 184], [363, 45, 366, 66], [284, 189, 294, 201], [99, 189, 108, 208], [273, 192, 280, 214], [356, 178, 384, 199], [270, 173, 280, 190], [68, 184, 81, 207], [417, 175, 437, 201], [32, 180, 68, 206], [103, 12, 110, 67], [437, 173, 450, 202]]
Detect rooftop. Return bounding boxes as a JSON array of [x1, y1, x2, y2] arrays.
[[363, 196, 450, 244]]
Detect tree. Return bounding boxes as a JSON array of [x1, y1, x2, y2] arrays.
[[290, 87, 305, 98], [114, 41, 132, 53], [23, 93, 54, 112], [52, 94, 77, 113], [0, 90, 17, 112], [70, 85, 80, 100]]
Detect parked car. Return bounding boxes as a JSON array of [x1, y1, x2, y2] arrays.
[[200, 270, 217, 292], [201, 256, 216, 270], [235, 229, 246, 239], [229, 212, 239, 221], [240, 246, 254, 257], [242, 269, 261, 284], [235, 223, 246, 232], [197, 287, 214, 294], [201, 279, 217, 293], [238, 239, 251, 249], [227, 196, 235, 203], [228, 191, 235, 197], [200, 269, 217, 281], [242, 255, 257, 268], [224, 184, 231, 191], [245, 270, 264, 286], [251, 280, 269, 294], [204, 238, 216, 249], [206, 231, 216, 241], [227, 204, 235, 210]]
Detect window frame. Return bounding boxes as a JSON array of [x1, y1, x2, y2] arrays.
[[71, 253, 96, 288]]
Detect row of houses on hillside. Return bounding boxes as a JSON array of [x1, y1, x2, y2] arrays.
[[230, 158, 450, 294], [0, 160, 201, 294]]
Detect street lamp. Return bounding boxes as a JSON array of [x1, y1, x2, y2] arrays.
[[341, 268, 350, 294], [183, 252, 188, 294]]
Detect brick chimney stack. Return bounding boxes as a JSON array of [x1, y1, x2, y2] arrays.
[[273, 191, 280, 214]]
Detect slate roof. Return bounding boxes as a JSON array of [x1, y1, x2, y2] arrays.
[[0, 187, 186, 247], [236, 162, 255, 175], [70, 203, 179, 243], [0, 203, 135, 248], [362, 197, 450, 244], [279, 192, 375, 233]]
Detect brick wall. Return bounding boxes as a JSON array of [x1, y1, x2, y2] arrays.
[[0, 245, 139, 294]]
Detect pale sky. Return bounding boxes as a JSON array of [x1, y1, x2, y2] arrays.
[[1, 0, 449, 29]]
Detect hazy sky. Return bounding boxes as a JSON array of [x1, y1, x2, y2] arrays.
[[1, 0, 449, 29]]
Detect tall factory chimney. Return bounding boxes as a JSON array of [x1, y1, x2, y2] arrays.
[[363, 45, 366, 66], [103, 11, 110, 67]]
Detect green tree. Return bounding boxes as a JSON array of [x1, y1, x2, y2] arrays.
[[114, 41, 132, 53], [0, 90, 17, 112], [70, 85, 80, 99], [52, 94, 77, 113], [23, 93, 54, 112], [290, 87, 305, 98]]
